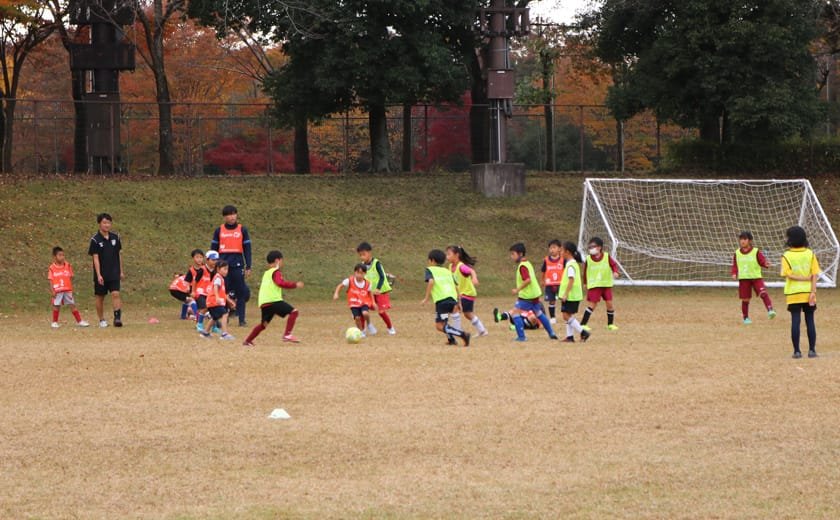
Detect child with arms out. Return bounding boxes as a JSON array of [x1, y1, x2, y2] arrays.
[[731, 231, 776, 324], [333, 263, 377, 336], [48, 246, 89, 328], [780, 226, 819, 359]]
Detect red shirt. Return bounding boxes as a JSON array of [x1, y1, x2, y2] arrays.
[[731, 247, 769, 276], [260, 270, 298, 308], [48, 262, 74, 293]]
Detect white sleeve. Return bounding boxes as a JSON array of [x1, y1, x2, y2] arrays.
[[341, 278, 350, 288], [214, 277, 223, 287], [567, 264, 577, 278]]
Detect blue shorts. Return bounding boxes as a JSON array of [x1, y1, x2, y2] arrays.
[[544, 285, 560, 301], [460, 297, 475, 313], [514, 299, 544, 315]]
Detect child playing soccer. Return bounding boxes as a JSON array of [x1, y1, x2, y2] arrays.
[[580, 237, 621, 332], [357, 242, 396, 336], [559, 241, 590, 343], [446, 245, 488, 337], [333, 263, 377, 336], [421, 249, 470, 346], [200, 260, 236, 340], [493, 243, 557, 342], [243, 251, 304, 346], [540, 239, 564, 324], [731, 231, 776, 324], [48, 246, 89, 329], [497, 309, 542, 331], [780, 226, 820, 359]]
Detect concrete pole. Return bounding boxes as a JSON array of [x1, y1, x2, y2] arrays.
[[489, 0, 508, 163]]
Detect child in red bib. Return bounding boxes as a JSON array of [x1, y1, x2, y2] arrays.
[[48, 246, 89, 329], [333, 264, 378, 336]]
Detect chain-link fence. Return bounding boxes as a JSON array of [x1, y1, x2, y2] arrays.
[[7, 99, 695, 175]]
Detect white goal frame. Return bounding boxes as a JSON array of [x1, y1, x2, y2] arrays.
[[578, 178, 840, 288]]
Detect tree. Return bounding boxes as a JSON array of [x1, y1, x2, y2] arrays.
[[590, 0, 823, 143], [0, 0, 55, 172]]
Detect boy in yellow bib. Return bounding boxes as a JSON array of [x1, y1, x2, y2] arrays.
[[493, 243, 558, 342], [242, 250, 304, 346], [780, 226, 820, 359], [421, 249, 470, 346]]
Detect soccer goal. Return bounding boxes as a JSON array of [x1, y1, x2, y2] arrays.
[[578, 179, 840, 287]]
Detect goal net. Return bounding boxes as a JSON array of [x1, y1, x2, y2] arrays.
[[578, 179, 840, 287]]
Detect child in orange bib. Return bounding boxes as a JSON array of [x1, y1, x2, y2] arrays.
[[333, 264, 377, 336], [48, 246, 89, 329]]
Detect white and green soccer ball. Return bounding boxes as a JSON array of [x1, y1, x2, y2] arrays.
[[345, 327, 363, 344]]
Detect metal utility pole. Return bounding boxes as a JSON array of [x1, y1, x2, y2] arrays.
[[471, 0, 530, 196], [68, 0, 136, 173]]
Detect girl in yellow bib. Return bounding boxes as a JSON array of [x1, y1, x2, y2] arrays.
[[446, 245, 488, 337], [780, 226, 820, 359], [559, 241, 590, 343]]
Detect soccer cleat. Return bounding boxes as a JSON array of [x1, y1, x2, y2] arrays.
[[581, 330, 591, 343], [607, 324, 619, 331], [99, 320, 108, 328], [808, 350, 818, 358], [283, 334, 300, 343], [77, 320, 90, 328], [51, 322, 60, 329], [220, 333, 235, 341], [447, 337, 458, 345], [549, 317, 557, 325], [462, 332, 471, 347], [242, 340, 255, 347], [792, 351, 802, 359], [387, 327, 397, 336], [509, 324, 516, 332], [477, 330, 489, 337], [768, 309, 777, 319], [581, 324, 592, 332], [549, 334, 559, 340], [367, 323, 378, 336], [513, 336, 527, 342], [743, 317, 752, 325], [114, 319, 123, 328], [199, 331, 211, 339], [493, 308, 501, 323], [561, 336, 575, 343]]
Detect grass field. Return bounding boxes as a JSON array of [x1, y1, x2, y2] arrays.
[[2, 173, 839, 518], [1, 291, 838, 519]]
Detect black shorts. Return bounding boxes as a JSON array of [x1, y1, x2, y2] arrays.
[[460, 297, 475, 313], [561, 300, 580, 314], [195, 295, 207, 310], [170, 289, 189, 302], [94, 279, 120, 296], [261, 301, 295, 324], [208, 306, 229, 320], [544, 285, 560, 301], [435, 298, 458, 323], [350, 305, 370, 318], [788, 303, 817, 313]]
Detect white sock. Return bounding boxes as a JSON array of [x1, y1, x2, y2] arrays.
[[569, 317, 583, 334], [450, 313, 462, 330], [566, 321, 573, 337], [471, 316, 486, 333]]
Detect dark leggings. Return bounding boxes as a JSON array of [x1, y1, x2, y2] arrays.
[[790, 305, 816, 352]]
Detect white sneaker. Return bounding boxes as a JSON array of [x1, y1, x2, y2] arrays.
[[550, 318, 557, 325], [220, 333, 235, 341], [477, 330, 489, 337], [77, 320, 90, 328], [99, 320, 108, 328], [51, 322, 60, 329], [367, 324, 378, 336], [387, 327, 396, 336], [361, 331, 367, 338]]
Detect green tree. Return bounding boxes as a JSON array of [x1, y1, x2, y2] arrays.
[[589, 0, 822, 143]]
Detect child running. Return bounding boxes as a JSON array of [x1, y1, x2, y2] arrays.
[[48, 246, 89, 328], [421, 249, 470, 346], [559, 241, 590, 343], [780, 226, 820, 359], [357, 242, 396, 336], [333, 263, 377, 336], [493, 243, 557, 342], [540, 239, 564, 324], [731, 231, 776, 324], [200, 260, 236, 340], [446, 245, 488, 337], [243, 250, 303, 346], [580, 237, 621, 332]]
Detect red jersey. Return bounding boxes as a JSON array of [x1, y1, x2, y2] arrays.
[[48, 262, 74, 293], [210, 273, 227, 307], [346, 278, 374, 308], [194, 267, 214, 296], [543, 256, 564, 286], [218, 224, 244, 254]]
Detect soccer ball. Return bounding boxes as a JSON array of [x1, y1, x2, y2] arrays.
[[345, 327, 363, 344]]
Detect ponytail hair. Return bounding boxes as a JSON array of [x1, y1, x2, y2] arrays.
[[446, 245, 476, 266], [562, 241, 583, 263]]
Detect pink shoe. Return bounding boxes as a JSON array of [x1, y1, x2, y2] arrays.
[[283, 334, 300, 343]]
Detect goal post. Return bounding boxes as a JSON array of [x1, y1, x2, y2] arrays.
[[578, 178, 840, 288]]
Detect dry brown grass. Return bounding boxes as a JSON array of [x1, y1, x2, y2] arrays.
[[1, 289, 839, 519]]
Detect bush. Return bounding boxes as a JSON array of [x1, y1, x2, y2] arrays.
[[665, 139, 840, 174]]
